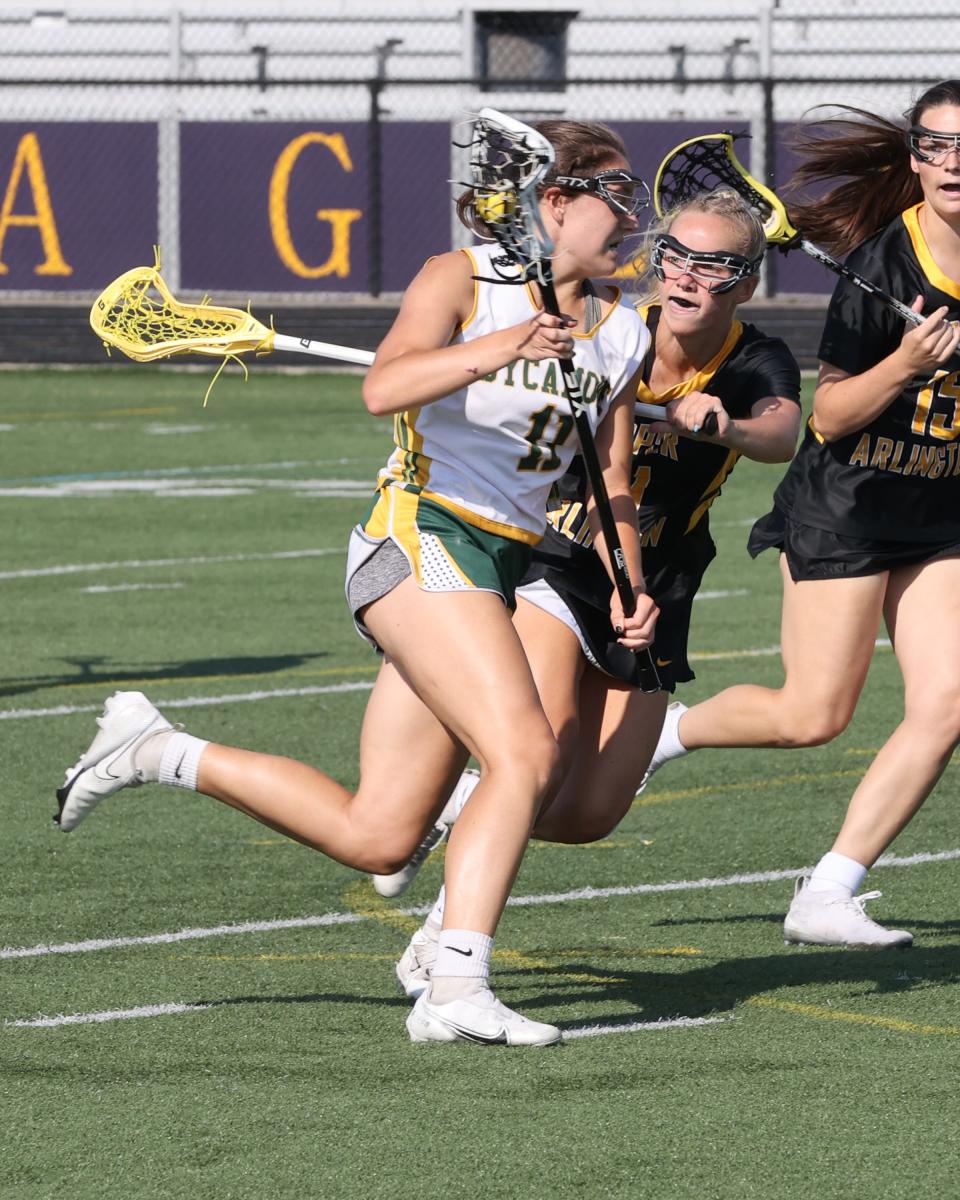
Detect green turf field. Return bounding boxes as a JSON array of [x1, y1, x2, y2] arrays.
[[2, 367, 958, 1199]]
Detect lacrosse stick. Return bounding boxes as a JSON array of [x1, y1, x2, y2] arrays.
[[90, 261, 678, 423], [90, 260, 375, 400], [653, 132, 924, 328], [468, 107, 660, 692]]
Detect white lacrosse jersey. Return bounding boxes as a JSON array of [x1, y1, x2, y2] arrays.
[[377, 243, 650, 543]]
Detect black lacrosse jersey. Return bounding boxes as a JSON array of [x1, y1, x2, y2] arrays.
[[527, 304, 801, 605], [775, 204, 960, 543]]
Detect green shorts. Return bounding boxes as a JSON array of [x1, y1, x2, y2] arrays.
[[344, 484, 534, 649]]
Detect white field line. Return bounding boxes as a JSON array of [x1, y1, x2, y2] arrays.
[[81, 582, 186, 594], [4, 847, 957, 964], [5, 1005, 731, 1035], [6, 1002, 213, 1029], [0, 547, 342, 581], [0, 681, 375, 721], [689, 637, 890, 663], [1, 911, 364, 961], [563, 1014, 733, 1039], [693, 589, 749, 602], [0, 458, 370, 487], [0, 477, 372, 499]]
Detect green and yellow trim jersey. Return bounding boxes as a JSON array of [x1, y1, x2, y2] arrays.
[[776, 203, 960, 542], [546, 304, 800, 553], [377, 242, 650, 543]]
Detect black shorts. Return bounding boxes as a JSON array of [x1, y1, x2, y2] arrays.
[[519, 523, 716, 691], [748, 506, 960, 581]]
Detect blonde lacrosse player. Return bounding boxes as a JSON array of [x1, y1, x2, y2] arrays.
[[55, 118, 657, 1047], [378, 191, 801, 999], [644, 80, 960, 949]]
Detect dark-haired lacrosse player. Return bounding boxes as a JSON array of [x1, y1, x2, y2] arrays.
[[375, 190, 802, 1000], [644, 80, 960, 948], [54, 118, 659, 1046]]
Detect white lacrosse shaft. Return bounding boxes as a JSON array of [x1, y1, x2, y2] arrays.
[[271, 332, 375, 367], [273, 334, 669, 418]]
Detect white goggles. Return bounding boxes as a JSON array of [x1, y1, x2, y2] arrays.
[[651, 234, 761, 295], [908, 126, 960, 165]]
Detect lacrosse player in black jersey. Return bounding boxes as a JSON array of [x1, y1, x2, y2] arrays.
[[645, 80, 960, 949], [376, 191, 802, 999]]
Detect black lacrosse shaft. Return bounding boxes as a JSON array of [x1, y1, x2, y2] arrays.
[[797, 238, 922, 327], [538, 277, 661, 694]]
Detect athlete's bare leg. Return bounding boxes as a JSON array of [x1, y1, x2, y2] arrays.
[[200, 577, 562, 934], [533, 670, 668, 843], [508, 596, 669, 843], [676, 555, 887, 750], [830, 555, 960, 866]]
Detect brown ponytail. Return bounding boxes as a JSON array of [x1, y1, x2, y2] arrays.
[[785, 80, 960, 255]]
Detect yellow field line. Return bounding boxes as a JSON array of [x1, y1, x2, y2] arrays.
[[340, 880, 422, 936], [635, 768, 863, 809], [746, 995, 960, 1036]]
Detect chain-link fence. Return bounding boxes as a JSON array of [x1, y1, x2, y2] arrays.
[[2, 1, 958, 310]]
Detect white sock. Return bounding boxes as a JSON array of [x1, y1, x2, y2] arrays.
[[429, 929, 492, 1003], [648, 702, 689, 769], [156, 731, 210, 791], [133, 728, 175, 781], [439, 769, 479, 826], [425, 886, 445, 935], [807, 851, 868, 897]]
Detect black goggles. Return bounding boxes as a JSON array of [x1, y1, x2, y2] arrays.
[[908, 125, 960, 164], [651, 234, 762, 295], [553, 169, 651, 217]]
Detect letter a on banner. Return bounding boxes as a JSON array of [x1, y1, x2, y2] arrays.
[[0, 132, 72, 276], [269, 132, 362, 279]]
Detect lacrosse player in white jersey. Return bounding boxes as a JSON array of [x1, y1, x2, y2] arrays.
[[55, 116, 657, 1046]]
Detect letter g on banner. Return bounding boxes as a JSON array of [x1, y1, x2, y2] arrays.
[[269, 132, 362, 279]]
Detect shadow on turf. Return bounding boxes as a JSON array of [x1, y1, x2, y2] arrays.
[[653, 913, 960, 935], [489, 942, 960, 1030], [93, 944, 956, 1037], [2, 651, 330, 699]]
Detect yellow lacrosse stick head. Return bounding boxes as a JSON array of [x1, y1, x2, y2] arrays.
[[89, 262, 274, 362], [653, 132, 799, 247]]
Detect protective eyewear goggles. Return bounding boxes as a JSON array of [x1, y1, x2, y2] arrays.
[[553, 169, 651, 217], [908, 125, 960, 165], [651, 234, 762, 295]]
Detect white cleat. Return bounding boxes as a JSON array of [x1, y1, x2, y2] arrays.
[[783, 877, 913, 948], [396, 925, 438, 999], [55, 691, 172, 832], [406, 987, 561, 1046], [372, 820, 448, 898]]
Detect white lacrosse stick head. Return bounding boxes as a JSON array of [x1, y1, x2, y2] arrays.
[[468, 107, 556, 284]]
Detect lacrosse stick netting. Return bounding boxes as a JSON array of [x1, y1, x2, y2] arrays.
[[654, 132, 922, 326], [464, 108, 556, 283], [90, 259, 374, 405], [90, 262, 270, 362]]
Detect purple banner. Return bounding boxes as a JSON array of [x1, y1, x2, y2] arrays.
[[0, 117, 836, 297], [0, 123, 157, 291], [180, 122, 450, 293]]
